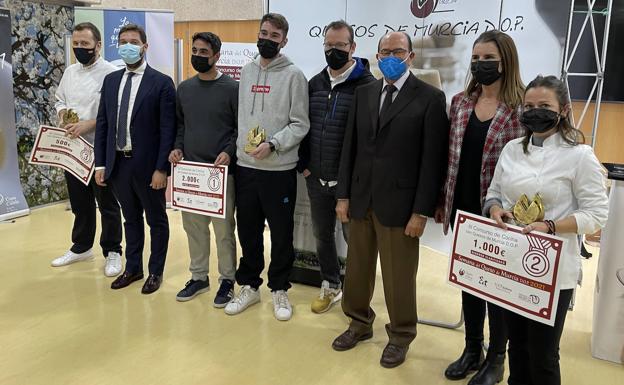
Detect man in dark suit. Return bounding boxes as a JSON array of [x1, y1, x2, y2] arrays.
[[332, 32, 450, 368], [94, 24, 176, 294]]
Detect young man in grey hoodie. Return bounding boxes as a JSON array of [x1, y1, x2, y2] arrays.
[[224, 13, 310, 321]]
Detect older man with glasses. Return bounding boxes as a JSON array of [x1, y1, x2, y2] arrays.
[[332, 32, 450, 368]]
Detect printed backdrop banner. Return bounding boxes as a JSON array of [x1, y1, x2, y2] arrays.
[[217, 42, 258, 81], [75, 7, 175, 79], [0, 8, 29, 221], [269, 0, 571, 103]]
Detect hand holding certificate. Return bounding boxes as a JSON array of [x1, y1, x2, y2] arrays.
[[28, 125, 94, 186], [448, 210, 565, 326], [171, 160, 228, 219]]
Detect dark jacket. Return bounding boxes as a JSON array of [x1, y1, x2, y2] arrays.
[[297, 57, 376, 181], [95, 65, 176, 180], [337, 73, 450, 227]]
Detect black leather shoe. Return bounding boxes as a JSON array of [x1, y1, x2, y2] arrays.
[[445, 347, 485, 380], [111, 271, 144, 290], [141, 274, 163, 294], [468, 353, 505, 385], [332, 329, 373, 351], [380, 343, 409, 368]]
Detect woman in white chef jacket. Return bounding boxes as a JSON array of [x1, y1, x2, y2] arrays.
[[483, 75, 609, 385]]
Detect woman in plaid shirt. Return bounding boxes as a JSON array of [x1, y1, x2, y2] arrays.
[[435, 31, 525, 385]]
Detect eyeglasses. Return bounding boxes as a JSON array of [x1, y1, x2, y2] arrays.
[[378, 49, 409, 57], [323, 42, 351, 50]]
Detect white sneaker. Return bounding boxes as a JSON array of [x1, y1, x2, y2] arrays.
[[272, 290, 293, 321], [104, 252, 123, 277], [224, 285, 260, 315], [51, 249, 93, 267]]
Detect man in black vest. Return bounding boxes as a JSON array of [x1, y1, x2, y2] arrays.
[[298, 20, 375, 314]]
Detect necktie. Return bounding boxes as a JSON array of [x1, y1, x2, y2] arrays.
[[379, 84, 397, 123], [117, 72, 135, 149]]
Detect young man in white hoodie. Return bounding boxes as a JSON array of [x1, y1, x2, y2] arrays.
[[224, 13, 310, 321]]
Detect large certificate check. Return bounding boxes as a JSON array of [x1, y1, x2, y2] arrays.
[[28, 125, 94, 186], [448, 210, 565, 326], [171, 160, 228, 219]]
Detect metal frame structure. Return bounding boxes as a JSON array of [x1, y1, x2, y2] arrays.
[[562, 0, 614, 149]]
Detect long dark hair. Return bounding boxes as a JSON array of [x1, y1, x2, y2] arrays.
[[522, 75, 585, 153]]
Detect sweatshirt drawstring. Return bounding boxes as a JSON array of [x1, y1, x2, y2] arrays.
[[251, 67, 262, 115], [261, 70, 269, 112]]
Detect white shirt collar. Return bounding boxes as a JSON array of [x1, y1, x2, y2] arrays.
[[327, 60, 356, 87], [382, 69, 410, 93], [125, 60, 147, 75]]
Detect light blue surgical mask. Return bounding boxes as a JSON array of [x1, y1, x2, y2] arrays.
[[118, 43, 143, 65], [378, 56, 409, 81]]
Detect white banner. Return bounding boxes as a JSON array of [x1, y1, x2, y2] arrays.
[[449, 211, 565, 326], [269, 0, 571, 101], [171, 160, 228, 219], [28, 126, 95, 186], [0, 8, 29, 221], [592, 180, 624, 363]]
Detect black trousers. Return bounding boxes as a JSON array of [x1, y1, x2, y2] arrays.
[[506, 289, 573, 385], [305, 177, 348, 288], [109, 155, 169, 276], [65, 171, 122, 256], [451, 206, 508, 355], [463, 292, 508, 354], [235, 166, 296, 291]]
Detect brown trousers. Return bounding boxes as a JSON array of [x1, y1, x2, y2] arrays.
[[342, 209, 420, 347]]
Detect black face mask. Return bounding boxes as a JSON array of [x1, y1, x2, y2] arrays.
[[471, 60, 501, 86], [191, 55, 214, 73], [325, 48, 350, 70], [73, 47, 96, 65], [520, 108, 561, 133], [257, 38, 280, 59]]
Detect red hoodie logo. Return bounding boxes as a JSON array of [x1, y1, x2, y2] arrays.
[[252, 85, 271, 94]]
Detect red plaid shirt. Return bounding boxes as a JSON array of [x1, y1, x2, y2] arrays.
[[441, 91, 524, 234]]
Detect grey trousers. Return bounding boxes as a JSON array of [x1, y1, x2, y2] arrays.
[[181, 175, 237, 283]]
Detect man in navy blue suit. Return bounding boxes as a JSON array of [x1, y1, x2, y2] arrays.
[[94, 24, 176, 294]]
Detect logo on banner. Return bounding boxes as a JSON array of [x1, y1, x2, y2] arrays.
[[522, 235, 554, 278], [80, 148, 92, 164], [410, 0, 439, 18], [207, 168, 222, 192], [251, 85, 271, 94]]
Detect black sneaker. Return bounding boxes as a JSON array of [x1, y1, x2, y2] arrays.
[[176, 278, 210, 302], [213, 279, 234, 308]]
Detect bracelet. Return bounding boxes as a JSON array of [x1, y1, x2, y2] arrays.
[[543, 220, 556, 235]]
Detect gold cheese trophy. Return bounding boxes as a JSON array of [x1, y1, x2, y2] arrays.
[[244, 125, 266, 154]]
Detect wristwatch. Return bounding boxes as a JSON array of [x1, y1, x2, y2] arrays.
[[268, 142, 276, 152]]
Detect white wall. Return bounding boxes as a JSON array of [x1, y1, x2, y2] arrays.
[[96, 0, 263, 21]]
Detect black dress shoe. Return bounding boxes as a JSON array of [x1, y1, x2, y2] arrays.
[[111, 271, 144, 290], [380, 343, 409, 368], [445, 347, 485, 380], [141, 274, 163, 294], [468, 353, 505, 385], [332, 329, 373, 351]]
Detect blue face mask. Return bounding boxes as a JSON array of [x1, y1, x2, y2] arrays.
[[118, 43, 143, 65], [378, 56, 409, 81]]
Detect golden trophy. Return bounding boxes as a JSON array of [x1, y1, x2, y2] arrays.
[[244, 125, 266, 153], [60, 109, 79, 128], [512, 193, 545, 226]]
